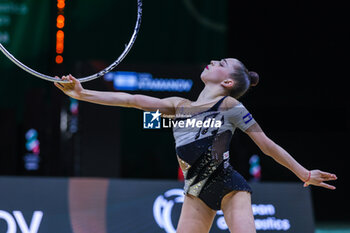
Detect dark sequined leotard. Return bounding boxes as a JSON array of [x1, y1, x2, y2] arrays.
[[172, 96, 256, 210]]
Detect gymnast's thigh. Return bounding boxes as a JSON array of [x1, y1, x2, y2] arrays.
[[176, 194, 217, 233], [221, 191, 256, 233]]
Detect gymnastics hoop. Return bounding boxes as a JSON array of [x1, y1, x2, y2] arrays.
[[0, 0, 142, 83]]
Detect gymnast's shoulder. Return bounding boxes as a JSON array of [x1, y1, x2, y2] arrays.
[[221, 96, 240, 111]]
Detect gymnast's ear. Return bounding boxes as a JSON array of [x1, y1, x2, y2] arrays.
[[221, 79, 234, 88]]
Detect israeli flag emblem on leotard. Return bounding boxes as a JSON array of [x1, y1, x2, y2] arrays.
[[223, 151, 229, 160], [243, 113, 253, 124]]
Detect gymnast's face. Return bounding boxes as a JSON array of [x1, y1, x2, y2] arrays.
[[200, 58, 238, 85]]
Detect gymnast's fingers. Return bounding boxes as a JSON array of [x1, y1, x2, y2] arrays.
[[54, 76, 61, 84], [65, 76, 74, 88], [318, 182, 336, 190], [68, 74, 79, 83], [54, 82, 64, 91], [62, 76, 72, 87], [54, 77, 64, 88], [321, 175, 338, 182], [321, 171, 337, 179]]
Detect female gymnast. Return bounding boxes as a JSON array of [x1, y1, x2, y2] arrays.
[[55, 58, 337, 233]]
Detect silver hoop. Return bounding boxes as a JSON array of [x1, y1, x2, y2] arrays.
[[0, 0, 142, 83]]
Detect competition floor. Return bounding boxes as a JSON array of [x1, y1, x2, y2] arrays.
[[315, 222, 350, 233]]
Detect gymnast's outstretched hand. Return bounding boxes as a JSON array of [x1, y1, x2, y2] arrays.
[[54, 74, 84, 99], [303, 169, 337, 190]]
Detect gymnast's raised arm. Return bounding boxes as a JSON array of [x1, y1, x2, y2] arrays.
[[54, 74, 185, 115], [244, 122, 338, 189]]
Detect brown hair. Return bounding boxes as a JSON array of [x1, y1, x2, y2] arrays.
[[229, 61, 259, 99]]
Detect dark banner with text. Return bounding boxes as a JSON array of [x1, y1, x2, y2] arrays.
[[0, 177, 314, 233]]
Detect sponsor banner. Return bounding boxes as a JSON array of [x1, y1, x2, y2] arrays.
[[0, 177, 314, 233], [0, 177, 71, 233], [104, 72, 193, 92]]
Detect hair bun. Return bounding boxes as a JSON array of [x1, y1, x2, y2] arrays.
[[248, 71, 259, 87]]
